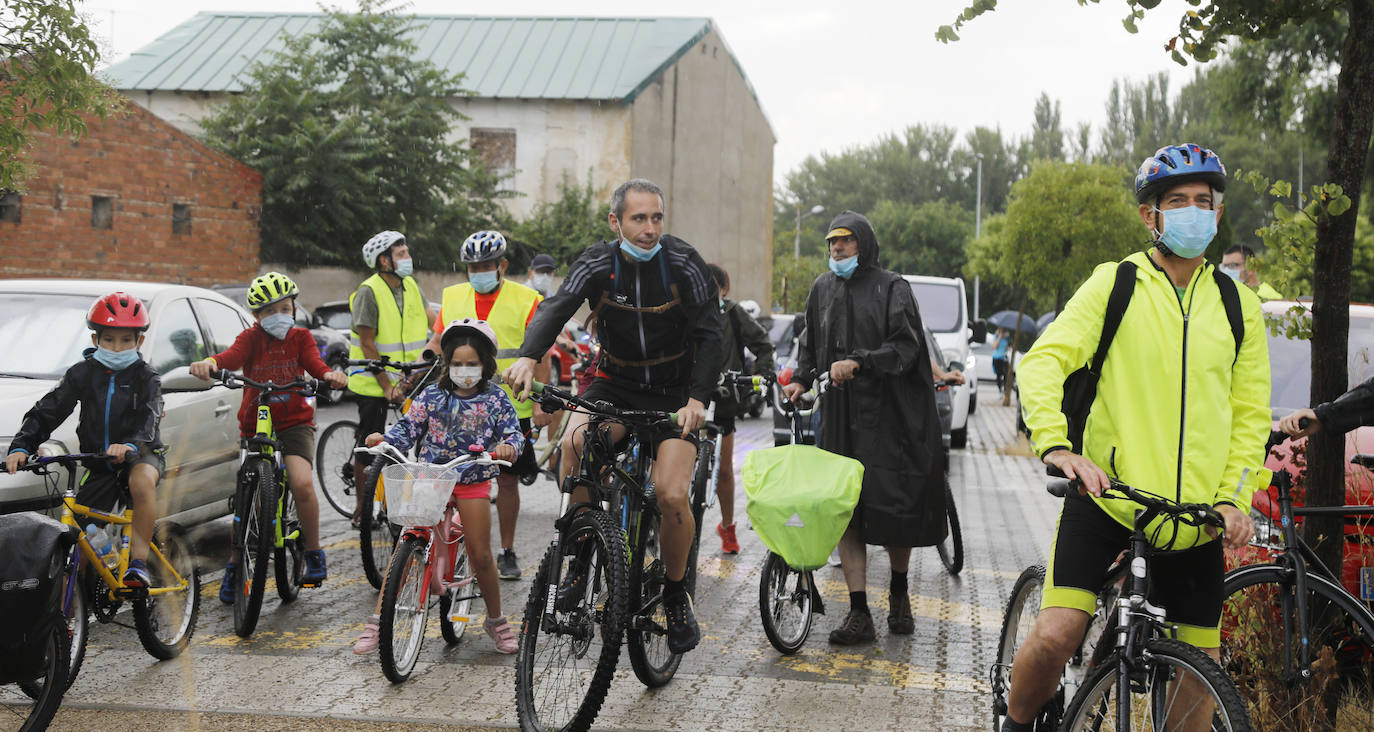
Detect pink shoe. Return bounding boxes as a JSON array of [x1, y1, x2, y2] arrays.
[[484, 615, 517, 654], [352, 614, 380, 654]]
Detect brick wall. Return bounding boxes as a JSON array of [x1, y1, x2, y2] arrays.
[[0, 100, 262, 286]]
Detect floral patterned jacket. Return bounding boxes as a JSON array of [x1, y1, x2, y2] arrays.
[[383, 382, 525, 484]]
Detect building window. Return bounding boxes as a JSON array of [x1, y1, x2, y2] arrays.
[[91, 195, 113, 229], [0, 192, 19, 223], [470, 127, 516, 191], [172, 203, 191, 235]]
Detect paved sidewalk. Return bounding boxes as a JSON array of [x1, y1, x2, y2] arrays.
[[35, 391, 1059, 731]]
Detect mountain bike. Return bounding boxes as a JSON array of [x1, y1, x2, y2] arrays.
[[9, 452, 200, 690], [354, 442, 507, 683], [314, 354, 440, 519], [514, 381, 693, 731], [1219, 428, 1374, 724], [994, 475, 1251, 731], [213, 370, 319, 638]]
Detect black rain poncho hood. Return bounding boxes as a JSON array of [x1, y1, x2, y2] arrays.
[[825, 210, 880, 271]]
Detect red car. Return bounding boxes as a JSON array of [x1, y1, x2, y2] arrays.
[[548, 318, 592, 387], [1247, 300, 1374, 600]]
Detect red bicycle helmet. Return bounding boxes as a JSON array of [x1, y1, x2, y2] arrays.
[[87, 292, 150, 331]]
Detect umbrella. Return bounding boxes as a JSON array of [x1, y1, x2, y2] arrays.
[[987, 310, 1038, 335], [1036, 311, 1056, 334]]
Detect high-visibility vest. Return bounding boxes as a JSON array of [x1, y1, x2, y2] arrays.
[[348, 274, 430, 397], [441, 280, 542, 418]]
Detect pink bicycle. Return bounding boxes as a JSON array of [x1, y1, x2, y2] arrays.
[[354, 442, 508, 682]]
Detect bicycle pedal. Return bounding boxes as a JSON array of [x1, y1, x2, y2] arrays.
[[301, 580, 322, 588], [114, 586, 148, 600]]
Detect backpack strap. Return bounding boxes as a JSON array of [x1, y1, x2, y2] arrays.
[[1211, 267, 1245, 362], [1089, 261, 1137, 375]]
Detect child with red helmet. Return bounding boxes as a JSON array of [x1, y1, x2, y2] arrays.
[[6, 292, 166, 589], [352, 318, 525, 655], [189, 272, 349, 596]]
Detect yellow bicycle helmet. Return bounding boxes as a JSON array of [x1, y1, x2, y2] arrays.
[[246, 272, 300, 311]]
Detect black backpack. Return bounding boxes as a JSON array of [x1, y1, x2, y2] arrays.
[[1060, 261, 1244, 453], [0, 511, 78, 683]]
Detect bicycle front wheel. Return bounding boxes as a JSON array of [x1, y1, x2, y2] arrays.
[[627, 513, 681, 686], [936, 479, 963, 576], [275, 486, 305, 603], [992, 564, 1062, 731], [516, 509, 627, 732], [359, 459, 397, 589], [1221, 563, 1374, 726], [233, 462, 276, 637], [1, 616, 69, 732], [758, 551, 814, 655], [380, 536, 429, 683], [315, 419, 358, 518], [134, 525, 201, 659], [1062, 638, 1251, 731]]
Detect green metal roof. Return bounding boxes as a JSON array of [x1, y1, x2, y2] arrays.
[[103, 13, 732, 105]]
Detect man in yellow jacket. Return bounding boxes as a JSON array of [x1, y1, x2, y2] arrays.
[[999, 144, 1272, 732], [429, 231, 550, 580]]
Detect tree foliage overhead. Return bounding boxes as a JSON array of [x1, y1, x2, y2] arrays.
[[508, 174, 610, 272], [200, 0, 505, 268], [0, 0, 122, 190]]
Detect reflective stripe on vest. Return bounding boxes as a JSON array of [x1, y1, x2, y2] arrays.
[[441, 280, 542, 418], [347, 274, 430, 397]]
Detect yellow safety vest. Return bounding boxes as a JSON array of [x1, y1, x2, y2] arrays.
[[440, 280, 542, 418], [348, 274, 430, 397]]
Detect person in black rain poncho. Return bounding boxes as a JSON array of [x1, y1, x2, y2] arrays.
[[781, 210, 947, 645]]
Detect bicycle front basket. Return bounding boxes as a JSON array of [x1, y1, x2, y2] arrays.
[[381, 463, 460, 528], [743, 444, 863, 570]]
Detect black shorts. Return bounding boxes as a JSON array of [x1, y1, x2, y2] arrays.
[[712, 398, 739, 437], [1044, 492, 1225, 647], [78, 443, 166, 516], [500, 417, 538, 478], [579, 378, 696, 457], [354, 395, 390, 464]]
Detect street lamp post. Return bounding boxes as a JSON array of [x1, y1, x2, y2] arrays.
[[794, 203, 825, 259]]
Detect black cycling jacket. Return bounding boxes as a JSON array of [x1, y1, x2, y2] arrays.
[[520, 236, 722, 404], [8, 350, 164, 465], [1313, 375, 1374, 435]]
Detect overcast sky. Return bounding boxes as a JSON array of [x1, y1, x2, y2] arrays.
[[82, 0, 1205, 185]]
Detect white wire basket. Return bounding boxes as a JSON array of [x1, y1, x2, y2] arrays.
[[381, 463, 460, 527]]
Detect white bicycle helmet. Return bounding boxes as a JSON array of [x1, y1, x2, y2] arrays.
[[739, 299, 762, 319], [460, 230, 508, 264], [440, 318, 499, 352], [362, 230, 405, 268]]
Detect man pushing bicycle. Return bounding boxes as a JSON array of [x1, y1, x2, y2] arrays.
[[504, 178, 722, 655]]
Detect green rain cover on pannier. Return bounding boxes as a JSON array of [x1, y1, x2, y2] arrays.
[[743, 444, 864, 570]]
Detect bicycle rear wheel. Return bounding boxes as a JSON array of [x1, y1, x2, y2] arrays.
[[1221, 564, 1374, 726], [516, 510, 627, 732], [380, 536, 429, 683], [936, 478, 963, 576], [314, 419, 358, 518], [233, 462, 276, 638], [758, 551, 814, 654], [627, 513, 681, 686], [1062, 638, 1251, 731], [359, 459, 397, 590], [439, 538, 474, 645], [1, 616, 69, 732], [133, 525, 201, 659], [991, 564, 1062, 731], [275, 486, 305, 603]]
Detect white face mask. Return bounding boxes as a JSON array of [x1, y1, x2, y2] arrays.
[[450, 365, 482, 388], [531, 272, 554, 293]]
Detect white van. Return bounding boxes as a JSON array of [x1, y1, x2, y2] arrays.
[[904, 275, 985, 448]]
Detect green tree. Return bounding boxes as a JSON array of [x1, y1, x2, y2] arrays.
[[200, 0, 503, 268], [867, 198, 973, 277], [509, 174, 610, 271], [771, 252, 828, 313], [1028, 92, 1066, 163], [0, 0, 122, 190]]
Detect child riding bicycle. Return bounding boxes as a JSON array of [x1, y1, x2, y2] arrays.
[[5, 292, 165, 590], [352, 318, 525, 655], [188, 272, 348, 597]]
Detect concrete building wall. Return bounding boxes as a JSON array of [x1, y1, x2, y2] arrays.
[[0, 103, 261, 286], [630, 28, 775, 308]]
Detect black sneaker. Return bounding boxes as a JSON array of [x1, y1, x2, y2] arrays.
[[888, 591, 914, 635], [828, 608, 876, 645], [664, 591, 701, 654], [497, 548, 522, 580]]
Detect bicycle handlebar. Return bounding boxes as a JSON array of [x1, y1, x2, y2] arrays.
[[345, 354, 437, 375], [352, 442, 512, 470], [1046, 477, 1225, 529], [211, 370, 318, 396], [529, 381, 679, 426], [13, 452, 110, 473]]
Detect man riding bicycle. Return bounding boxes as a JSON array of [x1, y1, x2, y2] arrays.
[[1002, 144, 1271, 731], [504, 178, 722, 655]]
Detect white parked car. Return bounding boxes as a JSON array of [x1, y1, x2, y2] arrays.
[[905, 275, 985, 448], [0, 279, 253, 527]]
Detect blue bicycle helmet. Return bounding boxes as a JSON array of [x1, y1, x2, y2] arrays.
[[1133, 144, 1227, 204], [460, 230, 508, 264]]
